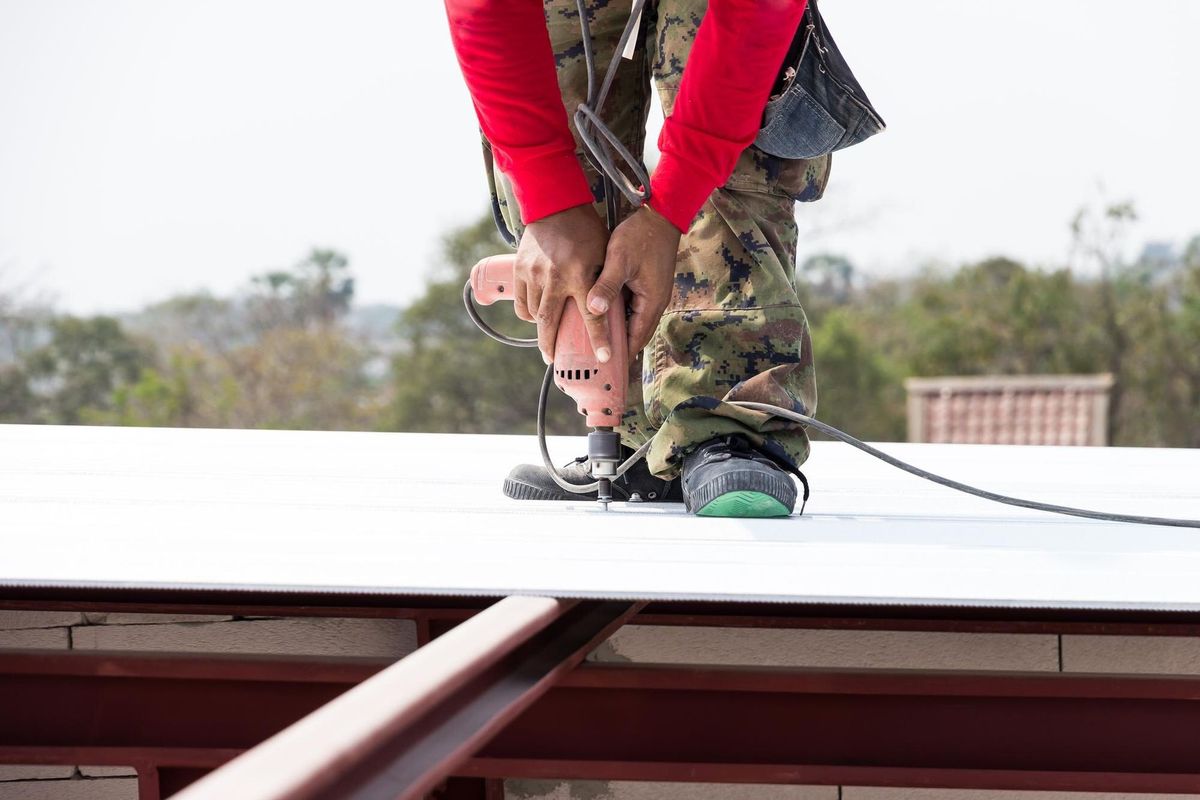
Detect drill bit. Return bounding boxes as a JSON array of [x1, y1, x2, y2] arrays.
[[588, 429, 620, 512], [597, 478, 612, 511]]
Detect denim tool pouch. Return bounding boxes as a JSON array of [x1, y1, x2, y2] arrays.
[[754, 0, 886, 160]]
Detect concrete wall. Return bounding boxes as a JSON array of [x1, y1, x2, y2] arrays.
[[0, 610, 417, 799], [3, 610, 1200, 799]]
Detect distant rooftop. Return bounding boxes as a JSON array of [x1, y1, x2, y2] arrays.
[[906, 374, 1114, 446]]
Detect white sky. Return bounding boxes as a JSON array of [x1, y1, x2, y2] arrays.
[[1, 0, 1198, 313]]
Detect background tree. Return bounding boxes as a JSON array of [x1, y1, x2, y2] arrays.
[[384, 215, 582, 436], [21, 316, 150, 424], [1162, 234, 1200, 447], [102, 249, 375, 431], [249, 249, 355, 332], [808, 307, 905, 441], [2, 209, 1197, 450], [0, 273, 51, 421]]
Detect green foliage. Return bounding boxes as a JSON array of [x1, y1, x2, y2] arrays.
[[104, 247, 375, 431], [799, 252, 856, 308], [0, 363, 33, 420], [809, 308, 904, 441], [384, 215, 581, 435], [900, 259, 1106, 377], [21, 316, 150, 424], [1158, 237, 1200, 447], [104, 328, 376, 431], [1, 208, 1198, 450], [248, 248, 355, 331], [0, 249, 376, 431], [127, 292, 244, 352]]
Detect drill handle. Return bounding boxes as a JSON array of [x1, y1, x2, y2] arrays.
[[469, 254, 628, 429], [468, 255, 517, 306]]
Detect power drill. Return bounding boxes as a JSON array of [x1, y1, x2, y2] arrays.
[[468, 254, 628, 505]]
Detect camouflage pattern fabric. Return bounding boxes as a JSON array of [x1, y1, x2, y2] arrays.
[[483, 0, 830, 478]]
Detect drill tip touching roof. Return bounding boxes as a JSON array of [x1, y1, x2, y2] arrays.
[[1, 424, 1199, 610]]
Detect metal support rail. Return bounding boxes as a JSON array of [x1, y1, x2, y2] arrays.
[[471, 664, 1200, 793], [9, 645, 1200, 794], [172, 596, 637, 800]]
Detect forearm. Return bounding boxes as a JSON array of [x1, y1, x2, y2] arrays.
[[443, 0, 593, 223], [649, 0, 807, 232]]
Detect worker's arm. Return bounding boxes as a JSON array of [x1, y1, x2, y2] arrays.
[[443, 0, 593, 223], [444, 0, 806, 362], [444, 0, 612, 364], [648, 0, 809, 233], [590, 0, 807, 357]]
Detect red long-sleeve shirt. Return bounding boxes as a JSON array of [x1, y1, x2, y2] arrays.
[[444, 0, 806, 233]]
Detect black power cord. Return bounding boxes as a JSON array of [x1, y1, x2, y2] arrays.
[[734, 402, 1200, 529]]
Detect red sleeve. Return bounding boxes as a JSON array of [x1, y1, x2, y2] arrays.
[[444, 0, 594, 225], [649, 0, 807, 232]]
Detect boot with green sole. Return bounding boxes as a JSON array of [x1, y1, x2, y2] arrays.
[[681, 436, 809, 518]]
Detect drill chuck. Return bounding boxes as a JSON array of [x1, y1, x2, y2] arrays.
[[587, 429, 621, 476]]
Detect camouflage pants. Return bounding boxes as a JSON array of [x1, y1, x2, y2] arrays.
[[484, 0, 830, 478]]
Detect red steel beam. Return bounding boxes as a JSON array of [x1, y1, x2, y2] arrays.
[[174, 596, 638, 800], [467, 663, 1200, 793], [10, 649, 1200, 793], [0, 649, 376, 761]]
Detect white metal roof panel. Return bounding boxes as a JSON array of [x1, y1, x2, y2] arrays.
[[1, 424, 1198, 609]]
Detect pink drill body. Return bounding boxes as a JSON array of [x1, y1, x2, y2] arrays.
[[469, 255, 627, 429]]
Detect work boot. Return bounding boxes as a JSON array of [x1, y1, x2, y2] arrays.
[[503, 447, 682, 503], [681, 435, 809, 518]]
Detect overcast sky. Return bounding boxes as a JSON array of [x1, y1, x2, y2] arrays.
[[1, 1, 1198, 313]]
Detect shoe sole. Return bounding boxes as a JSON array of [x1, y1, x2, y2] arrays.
[[503, 478, 592, 502], [508, 474, 789, 516], [503, 478, 684, 504], [687, 469, 796, 518], [697, 490, 791, 518]]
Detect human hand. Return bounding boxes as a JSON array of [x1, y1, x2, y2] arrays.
[[586, 205, 682, 358], [514, 204, 610, 364]]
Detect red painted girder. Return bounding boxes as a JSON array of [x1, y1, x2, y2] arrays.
[[466, 663, 1200, 792], [175, 597, 638, 800], [9, 650, 1200, 793]]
